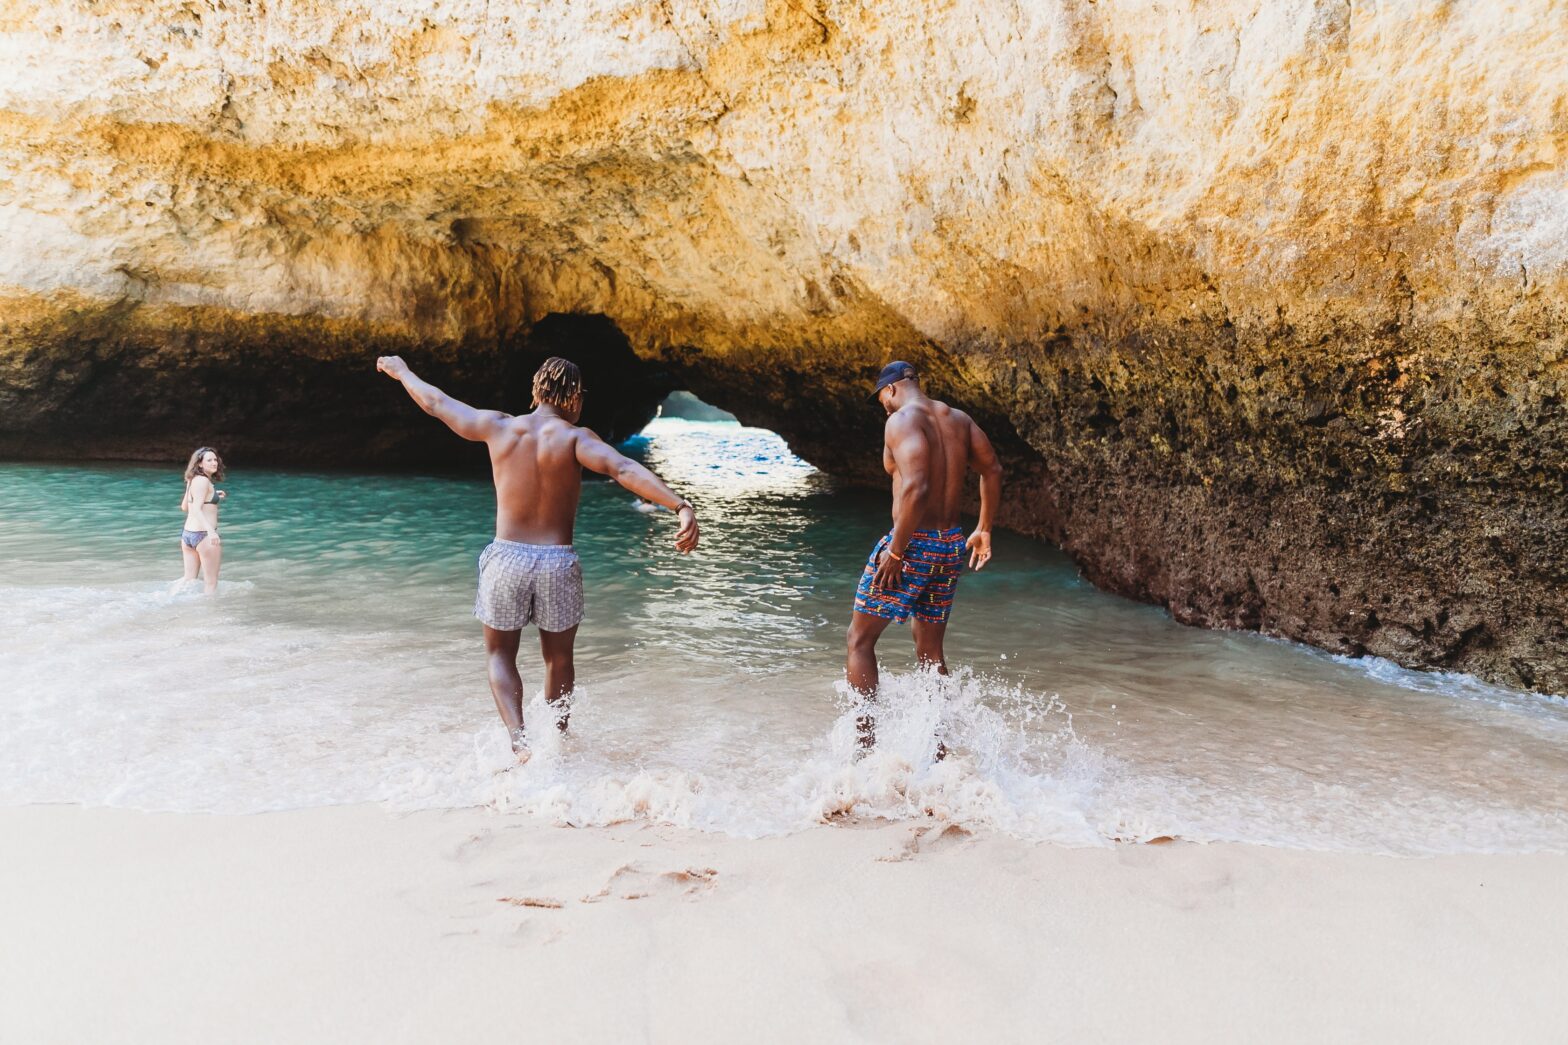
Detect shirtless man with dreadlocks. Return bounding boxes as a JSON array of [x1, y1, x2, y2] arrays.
[[377, 355, 699, 759]]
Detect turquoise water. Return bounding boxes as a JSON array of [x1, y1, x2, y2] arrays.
[[3, 416, 1567, 853]]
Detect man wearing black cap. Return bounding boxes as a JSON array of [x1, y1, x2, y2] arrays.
[[847, 361, 1004, 749]]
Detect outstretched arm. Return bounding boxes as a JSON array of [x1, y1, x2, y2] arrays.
[[965, 417, 1004, 570], [376, 355, 506, 442], [872, 413, 930, 590], [576, 431, 699, 553]]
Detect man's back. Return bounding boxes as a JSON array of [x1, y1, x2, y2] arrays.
[[489, 412, 585, 545], [850, 366, 1004, 737], [885, 397, 980, 530], [376, 351, 699, 760]]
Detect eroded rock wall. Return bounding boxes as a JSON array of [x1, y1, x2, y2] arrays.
[[1, 1, 1564, 689]]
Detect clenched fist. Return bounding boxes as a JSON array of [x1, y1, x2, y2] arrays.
[[376, 355, 411, 381]]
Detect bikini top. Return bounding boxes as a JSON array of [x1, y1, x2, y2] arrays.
[[187, 481, 224, 506]]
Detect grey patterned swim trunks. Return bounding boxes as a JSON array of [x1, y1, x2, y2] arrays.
[[474, 540, 584, 632]]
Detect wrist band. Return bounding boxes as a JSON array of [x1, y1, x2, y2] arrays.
[[887, 548, 904, 562]]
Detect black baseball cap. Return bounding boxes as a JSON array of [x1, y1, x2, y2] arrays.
[[870, 360, 918, 398]]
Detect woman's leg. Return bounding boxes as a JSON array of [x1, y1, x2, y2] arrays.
[[180, 538, 199, 582], [197, 534, 222, 594]]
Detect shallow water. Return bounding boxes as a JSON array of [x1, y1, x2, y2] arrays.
[[3, 417, 1566, 854]]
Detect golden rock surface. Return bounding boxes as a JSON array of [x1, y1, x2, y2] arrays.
[[2, 2, 1564, 689]]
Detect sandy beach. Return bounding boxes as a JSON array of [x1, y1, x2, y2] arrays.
[[6, 1, 1568, 1042], [4, 805, 1566, 1044]]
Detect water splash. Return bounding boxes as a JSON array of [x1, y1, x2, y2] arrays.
[[466, 668, 1111, 844], [4, 442, 1568, 855]]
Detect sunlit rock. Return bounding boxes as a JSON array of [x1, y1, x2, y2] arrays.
[[1, 1, 1563, 690]]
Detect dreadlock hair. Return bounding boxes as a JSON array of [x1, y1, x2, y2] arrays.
[[532, 356, 583, 410]]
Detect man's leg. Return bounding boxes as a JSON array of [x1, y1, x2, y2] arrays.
[[846, 610, 894, 749], [482, 625, 527, 756], [911, 618, 949, 675], [911, 616, 952, 761], [538, 625, 578, 732]]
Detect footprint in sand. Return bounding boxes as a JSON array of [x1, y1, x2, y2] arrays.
[[579, 864, 720, 903], [877, 823, 972, 863], [445, 830, 493, 863], [506, 919, 566, 947], [498, 896, 565, 909]]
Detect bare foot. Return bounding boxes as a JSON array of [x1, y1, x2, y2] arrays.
[[509, 728, 531, 764], [855, 710, 876, 755]]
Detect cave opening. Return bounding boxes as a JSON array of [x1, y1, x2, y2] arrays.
[[651, 390, 740, 424], [334, 311, 678, 472], [504, 313, 674, 445]]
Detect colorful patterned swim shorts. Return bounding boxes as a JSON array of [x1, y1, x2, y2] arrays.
[[853, 526, 965, 624], [475, 540, 584, 632]]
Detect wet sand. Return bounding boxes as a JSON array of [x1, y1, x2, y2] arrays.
[[4, 805, 1565, 1043]]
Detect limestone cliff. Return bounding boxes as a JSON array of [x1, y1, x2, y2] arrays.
[[2, 1, 1564, 691]]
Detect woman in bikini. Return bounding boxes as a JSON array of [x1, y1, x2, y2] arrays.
[[179, 447, 227, 594]]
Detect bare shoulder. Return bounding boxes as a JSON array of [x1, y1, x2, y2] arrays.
[[883, 410, 914, 446], [568, 422, 618, 459], [525, 413, 585, 449], [884, 406, 920, 433], [485, 410, 524, 439], [885, 406, 933, 454]]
